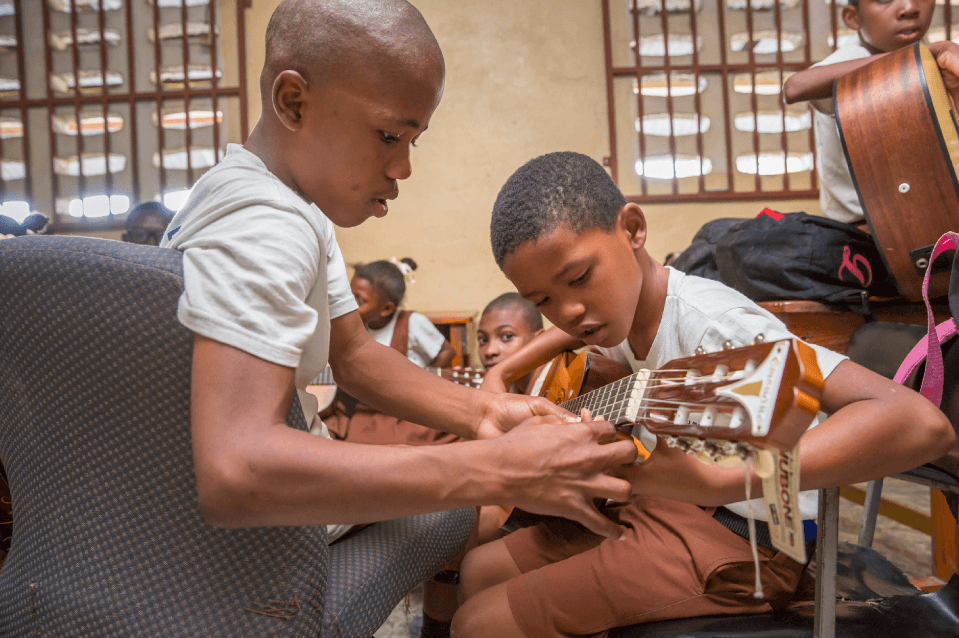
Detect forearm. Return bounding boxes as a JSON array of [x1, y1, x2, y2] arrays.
[[200, 426, 510, 527], [334, 336, 488, 438], [487, 326, 583, 386], [330, 312, 488, 438], [622, 361, 955, 506], [783, 56, 881, 109], [429, 339, 456, 368]]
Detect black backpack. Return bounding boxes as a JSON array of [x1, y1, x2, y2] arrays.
[[671, 210, 899, 304]]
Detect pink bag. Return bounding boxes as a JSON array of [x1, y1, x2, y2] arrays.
[[894, 231, 959, 406]]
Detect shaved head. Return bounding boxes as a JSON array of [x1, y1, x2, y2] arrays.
[[261, 0, 443, 103]]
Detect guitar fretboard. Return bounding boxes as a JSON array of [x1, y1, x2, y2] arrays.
[[560, 371, 649, 426]]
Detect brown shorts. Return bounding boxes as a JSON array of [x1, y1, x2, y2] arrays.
[[503, 496, 806, 638]]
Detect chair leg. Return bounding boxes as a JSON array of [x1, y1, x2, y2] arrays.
[[857, 478, 884, 547], [814, 486, 839, 638]]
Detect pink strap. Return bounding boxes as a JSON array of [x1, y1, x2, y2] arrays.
[[893, 232, 959, 406]]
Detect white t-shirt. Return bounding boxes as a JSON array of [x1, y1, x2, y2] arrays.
[[597, 267, 847, 521], [367, 310, 446, 368], [812, 43, 872, 224], [160, 143, 359, 437]]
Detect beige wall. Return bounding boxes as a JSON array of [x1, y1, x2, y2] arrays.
[[245, 0, 820, 319]]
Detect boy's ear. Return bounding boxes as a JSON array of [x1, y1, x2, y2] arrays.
[[617, 202, 647, 251], [379, 301, 397, 319], [272, 70, 308, 132], [841, 5, 861, 31]]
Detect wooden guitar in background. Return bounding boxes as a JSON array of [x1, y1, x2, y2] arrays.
[[836, 42, 959, 302], [501, 339, 825, 533], [305, 364, 485, 412]]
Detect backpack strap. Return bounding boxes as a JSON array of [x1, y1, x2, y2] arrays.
[[389, 310, 412, 357], [893, 231, 959, 406]]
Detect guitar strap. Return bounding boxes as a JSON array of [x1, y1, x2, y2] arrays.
[[893, 231, 959, 405]]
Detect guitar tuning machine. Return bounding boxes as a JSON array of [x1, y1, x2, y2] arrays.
[[752, 333, 765, 345], [721, 340, 734, 351], [695, 346, 706, 355]]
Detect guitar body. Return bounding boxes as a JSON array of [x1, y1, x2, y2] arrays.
[[836, 42, 959, 302], [500, 339, 824, 535], [538, 350, 633, 406]]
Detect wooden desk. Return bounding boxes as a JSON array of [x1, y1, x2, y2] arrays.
[[758, 298, 952, 354], [425, 311, 476, 368]]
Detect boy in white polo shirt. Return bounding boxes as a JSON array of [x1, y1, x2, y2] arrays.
[[160, 0, 637, 541]]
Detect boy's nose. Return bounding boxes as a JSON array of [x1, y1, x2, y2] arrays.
[[386, 147, 413, 181], [558, 300, 586, 325], [897, 0, 919, 16]]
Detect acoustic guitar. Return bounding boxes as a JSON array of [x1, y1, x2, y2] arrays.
[[836, 42, 959, 302], [500, 338, 825, 534]]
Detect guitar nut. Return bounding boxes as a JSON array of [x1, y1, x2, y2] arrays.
[[898, 183, 910, 193]]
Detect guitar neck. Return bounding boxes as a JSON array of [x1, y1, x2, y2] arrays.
[[560, 371, 649, 427], [553, 339, 824, 453]]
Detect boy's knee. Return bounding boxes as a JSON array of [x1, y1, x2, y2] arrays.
[[457, 545, 484, 601], [459, 538, 522, 601], [449, 594, 498, 638]]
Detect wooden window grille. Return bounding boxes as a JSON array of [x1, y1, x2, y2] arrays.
[[0, 0, 250, 231], [602, 0, 956, 203]]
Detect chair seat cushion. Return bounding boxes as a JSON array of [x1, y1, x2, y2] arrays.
[[322, 507, 477, 638]]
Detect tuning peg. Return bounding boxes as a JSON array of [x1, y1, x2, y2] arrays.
[[722, 340, 734, 350], [752, 333, 765, 344], [695, 346, 706, 355]]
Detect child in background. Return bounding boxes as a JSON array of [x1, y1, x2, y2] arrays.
[[451, 151, 954, 638], [407, 293, 548, 638], [783, 0, 951, 225], [323, 258, 458, 446], [477, 292, 545, 395], [352, 257, 455, 368], [476, 292, 547, 545]]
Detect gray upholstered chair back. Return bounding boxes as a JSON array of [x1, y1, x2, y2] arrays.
[[0, 236, 328, 636]]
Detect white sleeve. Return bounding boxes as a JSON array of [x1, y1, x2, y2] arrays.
[[812, 43, 871, 68], [176, 205, 321, 368], [406, 312, 447, 368]]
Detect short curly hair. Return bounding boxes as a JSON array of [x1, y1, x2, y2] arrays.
[[490, 152, 626, 267], [481, 292, 543, 334]]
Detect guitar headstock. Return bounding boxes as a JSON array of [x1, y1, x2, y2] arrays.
[[441, 366, 486, 389], [640, 339, 824, 456]]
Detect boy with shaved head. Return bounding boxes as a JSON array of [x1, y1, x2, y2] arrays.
[[160, 0, 636, 562]]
